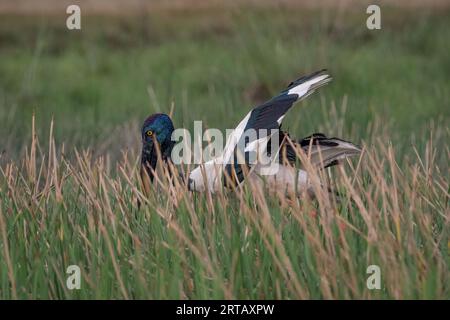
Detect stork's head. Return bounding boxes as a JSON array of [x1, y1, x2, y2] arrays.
[[141, 113, 175, 181]]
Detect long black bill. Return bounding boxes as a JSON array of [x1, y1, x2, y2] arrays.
[[141, 142, 158, 182]]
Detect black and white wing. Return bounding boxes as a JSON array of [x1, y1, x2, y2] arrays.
[[276, 132, 362, 168], [222, 69, 332, 182]]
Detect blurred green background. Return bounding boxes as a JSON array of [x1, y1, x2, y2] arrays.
[[0, 1, 449, 162]]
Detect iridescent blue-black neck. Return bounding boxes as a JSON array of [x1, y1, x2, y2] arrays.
[[140, 113, 175, 182]]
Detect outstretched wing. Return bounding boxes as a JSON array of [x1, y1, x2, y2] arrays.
[[222, 70, 332, 184]]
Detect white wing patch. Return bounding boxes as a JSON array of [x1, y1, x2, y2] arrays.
[[287, 74, 329, 97], [221, 111, 251, 166], [277, 115, 285, 125]]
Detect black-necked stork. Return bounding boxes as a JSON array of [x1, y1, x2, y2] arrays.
[[140, 70, 361, 195]]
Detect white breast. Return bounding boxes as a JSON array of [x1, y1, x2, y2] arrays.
[[188, 159, 223, 192], [253, 163, 310, 194], [189, 160, 310, 195]]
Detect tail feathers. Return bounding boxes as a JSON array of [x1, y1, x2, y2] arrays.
[[277, 132, 361, 169], [299, 133, 361, 168], [286, 69, 332, 100]]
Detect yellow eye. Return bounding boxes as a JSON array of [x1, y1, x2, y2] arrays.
[[146, 130, 153, 137]]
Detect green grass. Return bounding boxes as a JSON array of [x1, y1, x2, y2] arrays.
[[1, 7, 449, 158], [0, 6, 448, 299]]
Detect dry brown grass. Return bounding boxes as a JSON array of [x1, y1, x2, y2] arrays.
[[0, 113, 448, 299]]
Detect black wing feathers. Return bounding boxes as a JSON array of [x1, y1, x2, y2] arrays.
[[272, 132, 361, 169], [243, 70, 330, 134], [286, 69, 328, 90], [244, 95, 297, 133]]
